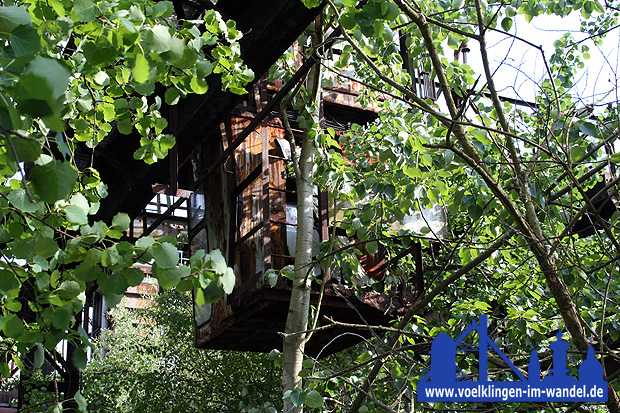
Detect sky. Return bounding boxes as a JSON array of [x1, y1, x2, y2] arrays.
[[466, 12, 620, 108]]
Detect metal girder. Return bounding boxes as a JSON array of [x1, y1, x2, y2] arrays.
[[81, 0, 323, 224]]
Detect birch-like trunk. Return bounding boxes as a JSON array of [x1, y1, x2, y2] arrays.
[[342, 2, 620, 411], [282, 63, 321, 412]]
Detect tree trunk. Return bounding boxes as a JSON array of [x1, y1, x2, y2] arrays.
[[282, 62, 321, 412]]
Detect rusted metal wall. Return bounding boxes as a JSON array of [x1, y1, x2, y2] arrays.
[[190, 83, 423, 353], [190, 132, 235, 343], [232, 115, 264, 286], [266, 116, 288, 272], [230, 112, 288, 293], [192, 111, 289, 347]]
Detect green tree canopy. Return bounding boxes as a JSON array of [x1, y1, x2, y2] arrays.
[[274, 0, 620, 411], [83, 290, 281, 412], [0, 0, 251, 407]]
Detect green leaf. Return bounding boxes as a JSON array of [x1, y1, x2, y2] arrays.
[[65, 205, 88, 225], [159, 134, 175, 150], [57, 280, 81, 301], [136, 236, 155, 250], [4, 300, 20, 312], [83, 41, 116, 67], [340, 10, 357, 30], [71, 346, 87, 370], [71, 193, 89, 212], [151, 242, 179, 269], [221, 267, 235, 294], [0, 96, 20, 130], [447, 36, 459, 50], [190, 77, 208, 94], [0, 363, 9, 379], [14, 56, 69, 120], [34, 343, 44, 369], [196, 61, 213, 78], [26, 56, 69, 99], [161, 36, 184, 62], [74, 0, 97, 22], [366, 241, 378, 255], [0, 269, 20, 295], [152, 1, 174, 18], [152, 264, 189, 289], [579, 122, 597, 137], [610, 152, 620, 163], [35, 273, 50, 290], [0, 6, 32, 34], [381, 2, 400, 20], [73, 261, 103, 282], [117, 119, 133, 135], [10, 24, 41, 57], [7, 189, 40, 213], [583, 0, 594, 16], [48, 307, 70, 329], [92, 71, 109, 86], [107, 273, 129, 295], [120, 267, 144, 287], [468, 204, 483, 221], [501, 17, 513, 32], [2, 313, 24, 338], [11, 238, 34, 259], [30, 161, 77, 203], [470, 128, 491, 144], [34, 236, 58, 259], [289, 389, 306, 406], [74, 391, 87, 411], [265, 269, 278, 287], [300, 0, 322, 8], [48, 0, 66, 17], [101, 245, 120, 268], [112, 213, 131, 232], [195, 282, 223, 305], [164, 87, 181, 105], [103, 290, 124, 308], [147, 25, 173, 53], [306, 390, 324, 408], [209, 249, 227, 275], [132, 54, 150, 83], [175, 278, 193, 292], [10, 135, 42, 162], [281, 265, 294, 281], [133, 81, 154, 96]]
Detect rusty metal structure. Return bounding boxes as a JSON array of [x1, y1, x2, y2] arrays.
[[22, 0, 588, 408], [182, 62, 442, 356], [188, 76, 420, 357], [72, 0, 441, 358]]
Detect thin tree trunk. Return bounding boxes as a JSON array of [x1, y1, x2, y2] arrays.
[[342, 2, 620, 411], [282, 59, 322, 412]]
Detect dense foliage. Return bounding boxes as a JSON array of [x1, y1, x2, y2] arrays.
[[0, 0, 251, 408], [1, 0, 620, 411], [83, 290, 281, 412], [273, 0, 620, 411]]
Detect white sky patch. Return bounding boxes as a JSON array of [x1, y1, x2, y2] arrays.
[[465, 13, 620, 106]]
